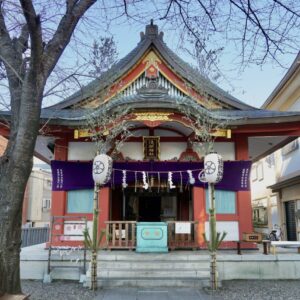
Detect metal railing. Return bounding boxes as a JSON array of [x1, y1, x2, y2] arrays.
[[21, 227, 50, 248]]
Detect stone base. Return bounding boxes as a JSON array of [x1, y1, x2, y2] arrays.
[[43, 273, 52, 283]]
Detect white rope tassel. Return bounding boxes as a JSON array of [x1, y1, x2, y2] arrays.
[[168, 172, 176, 189], [122, 170, 128, 189], [142, 171, 149, 190], [187, 170, 195, 185], [134, 171, 137, 192]]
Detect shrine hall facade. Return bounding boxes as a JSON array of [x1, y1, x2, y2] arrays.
[[2, 22, 300, 249]]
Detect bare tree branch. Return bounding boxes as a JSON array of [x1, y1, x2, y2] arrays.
[[42, 0, 96, 77]]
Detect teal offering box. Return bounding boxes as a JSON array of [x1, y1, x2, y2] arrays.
[[136, 222, 168, 253]]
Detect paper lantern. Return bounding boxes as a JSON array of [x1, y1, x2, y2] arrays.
[[203, 152, 223, 183], [92, 154, 113, 185]]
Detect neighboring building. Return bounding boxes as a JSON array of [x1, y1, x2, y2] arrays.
[[251, 52, 300, 241], [0, 138, 52, 227], [22, 166, 52, 228], [0, 135, 7, 155], [1, 22, 300, 249], [251, 152, 282, 237]]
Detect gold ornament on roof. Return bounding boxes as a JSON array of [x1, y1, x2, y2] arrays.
[[143, 51, 161, 66], [134, 112, 172, 122]]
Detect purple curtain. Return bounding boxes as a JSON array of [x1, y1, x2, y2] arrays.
[[51, 160, 252, 192]]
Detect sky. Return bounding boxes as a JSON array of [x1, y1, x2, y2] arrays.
[[105, 21, 295, 109]]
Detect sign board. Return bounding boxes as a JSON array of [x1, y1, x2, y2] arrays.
[[63, 221, 92, 241], [205, 221, 239, 241], [175, 222, 191, 234], [143, 136, 160, 160]]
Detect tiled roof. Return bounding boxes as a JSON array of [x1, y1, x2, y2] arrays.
[[262, 51, 300, 109], [39, 94, 300, 126], [48, 22, 254, 111]]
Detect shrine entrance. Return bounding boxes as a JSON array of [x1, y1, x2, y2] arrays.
[[139, 196, 161, 222], [111, 187, 191, 222]]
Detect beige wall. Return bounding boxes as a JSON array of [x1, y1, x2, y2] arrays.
[[252, 54, 300, 240], [25, 169, 52, 227], [0, 135, 7, 155]]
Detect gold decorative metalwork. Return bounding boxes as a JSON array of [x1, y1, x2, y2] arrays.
[[212, 129, 231, 138], [134, 112, 172, 122], [142, 51, 161, 67], [74, 129, 109, 139]]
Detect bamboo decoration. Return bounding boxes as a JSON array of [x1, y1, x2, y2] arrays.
[[83, 182, 106, 291], [203, 183, 227, 290]]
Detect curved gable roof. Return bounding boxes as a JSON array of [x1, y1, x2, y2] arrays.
[[48, 21, 255, 111]]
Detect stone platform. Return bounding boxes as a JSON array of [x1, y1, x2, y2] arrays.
[[21, 243, 300, 288]]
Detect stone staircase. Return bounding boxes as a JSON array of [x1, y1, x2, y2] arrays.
[[84, 251, 211, 288]]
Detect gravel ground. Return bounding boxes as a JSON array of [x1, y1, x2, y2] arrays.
[[21, 280, 300, 300], [213, 280, 300, 300]]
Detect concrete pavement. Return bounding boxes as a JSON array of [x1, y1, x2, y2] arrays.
[[93, 288, 218, 300]]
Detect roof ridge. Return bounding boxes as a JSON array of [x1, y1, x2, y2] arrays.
[[47, 21, 255, 111]]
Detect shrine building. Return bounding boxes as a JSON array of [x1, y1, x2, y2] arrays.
[[2, 21, 300, 250]]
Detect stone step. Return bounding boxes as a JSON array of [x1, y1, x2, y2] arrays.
[[97, 252, 210, 262], [97, 261, 209, 269], [84, 251, 212, 288], [92, 278, 210, 288], [91, 269, 210, 279]]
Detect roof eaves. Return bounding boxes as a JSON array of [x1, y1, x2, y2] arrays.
[[262, 51, 300, 109], [153, 39, 256, 111], [268, 170, 300, 191], [47, 38, 152, 110]]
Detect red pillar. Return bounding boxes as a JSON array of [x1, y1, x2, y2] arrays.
[[193, 186, 206, 247], [99, 187, 110, 245], [50, 139, 68, 244], [235, 135, 254, 242]]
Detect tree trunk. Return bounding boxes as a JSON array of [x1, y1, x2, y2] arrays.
[[0, 82, 42, 294]]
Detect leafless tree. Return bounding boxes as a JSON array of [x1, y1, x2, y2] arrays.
[[0, 0, 299, 296], [0, 0, 97, 295], [88, 37, 118, 78], [157, 0, 300, 67]]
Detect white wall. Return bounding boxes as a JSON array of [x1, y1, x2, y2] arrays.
[[68, 142, 96, 160], [281, 138, 300, 177], [27, 169, 52, 226], [68, 141, 236, 161], [121, 142, 144, 160], [193, 142, 235, 160], [160, 142, 186, 160]]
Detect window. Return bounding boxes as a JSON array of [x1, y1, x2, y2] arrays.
[[205, 189, 236, 214], [282, 139, 298, 156], [67, 189, 93, 213], [257, 162, 264, 181], [265, 153, 275, 168], [42, 198, 51, 211], [251, 164, 258, 181], [253, 206, 268, 226]]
